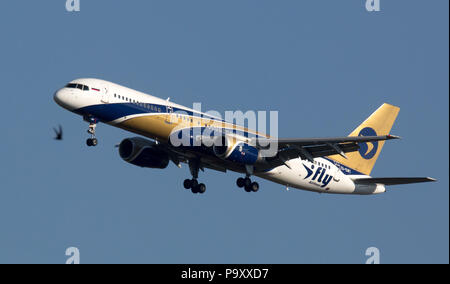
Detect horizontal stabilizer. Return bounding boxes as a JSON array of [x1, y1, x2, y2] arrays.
[[353, 177, 436, 186]]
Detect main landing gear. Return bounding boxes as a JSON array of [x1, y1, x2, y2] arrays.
[[236, 165, 259, 192], [236, 177, 259, 192], [183, 179, 206, 194], [183, 159, 206, 194], [84, 116, 99, 147]]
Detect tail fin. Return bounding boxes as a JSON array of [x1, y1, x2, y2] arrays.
[[329, 103, 400, 175]]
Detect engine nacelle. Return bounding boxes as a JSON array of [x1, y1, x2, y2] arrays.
[[212, 135, 260, 165], [119, 137, 169, 169]]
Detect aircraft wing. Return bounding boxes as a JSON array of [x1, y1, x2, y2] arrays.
[[254, 135, 399, 147], [160, 134, 400, 173], [353, 177, 436, 185], [253, 135, 399, 163]]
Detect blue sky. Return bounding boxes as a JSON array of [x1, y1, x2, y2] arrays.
[[0, 0, 448, 263]]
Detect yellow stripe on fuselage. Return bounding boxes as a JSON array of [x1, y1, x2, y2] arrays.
[[113, 113, 268, 143]]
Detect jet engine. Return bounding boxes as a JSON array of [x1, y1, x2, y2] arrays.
[[118, 137, 169, 169], [212, 135, 260, 165]]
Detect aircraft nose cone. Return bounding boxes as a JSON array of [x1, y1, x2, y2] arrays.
[[54, 89, 72, 110], [53, 89, 63, 105]]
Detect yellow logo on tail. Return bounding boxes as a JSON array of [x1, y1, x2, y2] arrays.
[[328, 103, 400, 175]]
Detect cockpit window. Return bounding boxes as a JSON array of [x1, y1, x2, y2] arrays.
[[65, 83, 90, 91]]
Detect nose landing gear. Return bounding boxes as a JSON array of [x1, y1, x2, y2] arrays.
[[86, 123, 98, 147], [84, 116, 99, 147], [86, 124, 98, 147]]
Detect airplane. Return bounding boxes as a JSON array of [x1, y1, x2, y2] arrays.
[[53, 78, 436, 195]]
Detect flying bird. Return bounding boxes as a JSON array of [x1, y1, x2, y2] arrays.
[[53, 125, 63, 140]]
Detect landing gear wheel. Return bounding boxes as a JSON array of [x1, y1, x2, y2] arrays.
[[183, 179, 192, 189], [197, 183, 206, 194], [86, 138, 98, 147], [244, 177, 252, 188], [251, 182, 259, 192], [236, 177, 245, 188], [244, 185, 252, 192], [190, 179, 198, 189]]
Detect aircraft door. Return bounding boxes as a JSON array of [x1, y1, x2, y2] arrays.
[[165, 105, 175, 124], [101, 87, 109, 103]]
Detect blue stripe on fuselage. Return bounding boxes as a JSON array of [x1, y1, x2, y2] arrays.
[[74, 103, 265, 139], [74, 103, 225, 123]]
